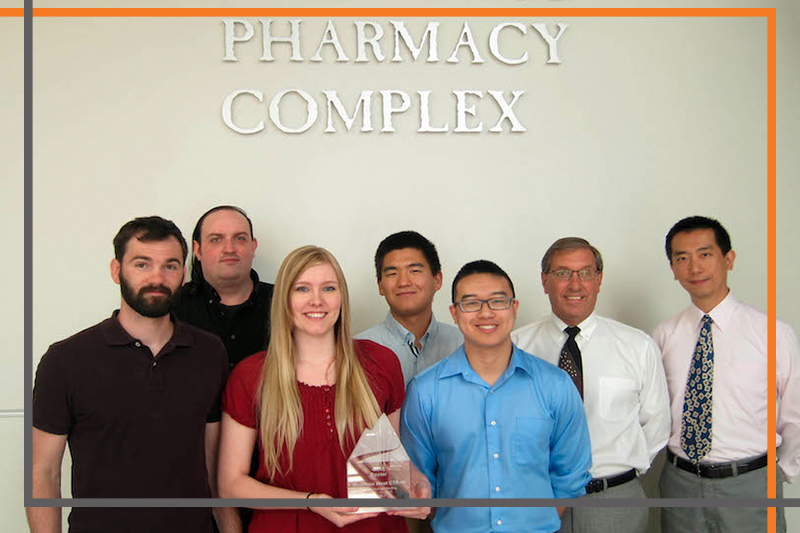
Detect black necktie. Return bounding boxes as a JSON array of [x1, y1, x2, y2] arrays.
[[558, 326, 583, 399]]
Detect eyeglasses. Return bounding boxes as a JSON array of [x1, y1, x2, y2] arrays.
[[547, 268, 601, 282], [455, 297, 516, 313]]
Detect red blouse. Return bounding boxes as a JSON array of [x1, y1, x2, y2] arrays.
[[223, 339, 408, 533]]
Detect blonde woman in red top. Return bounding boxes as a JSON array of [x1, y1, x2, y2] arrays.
[[218, 245, 430, 532]]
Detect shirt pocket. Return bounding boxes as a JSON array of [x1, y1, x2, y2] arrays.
[[726, 352, 766, 404], [598, 376, 639, 422], [513, 416, 553, 467]]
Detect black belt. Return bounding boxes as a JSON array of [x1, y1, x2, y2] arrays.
[[585, 468, 637, 494], [666, 449, 768, 479]]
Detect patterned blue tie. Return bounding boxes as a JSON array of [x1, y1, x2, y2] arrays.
[[681, 314, 714, 462]]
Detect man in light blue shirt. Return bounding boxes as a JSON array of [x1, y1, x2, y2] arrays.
[[357, 231, 462, 385], [401, 260, 592, 533]]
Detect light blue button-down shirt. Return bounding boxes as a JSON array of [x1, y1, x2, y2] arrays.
[[356, 312, 463, 386], [400, 344, 592, 533]]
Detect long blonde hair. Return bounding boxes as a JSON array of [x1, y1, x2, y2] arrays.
[[257, 245, 380, 478]]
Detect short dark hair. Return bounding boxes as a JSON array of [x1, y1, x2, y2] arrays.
[[374, 231, 441, 280], [189, 205, 254, 283], [451, 260, 515, 303], [665, 216, 732, 261], [113, 216, 188, 263], [541, 237, 604, 274]]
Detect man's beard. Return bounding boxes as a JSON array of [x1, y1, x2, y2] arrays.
[[120, 273, 175, 318]]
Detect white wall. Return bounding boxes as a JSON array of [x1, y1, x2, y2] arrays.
[[29, 14, 770, 339], [1, 9, 28, 533], [775, 0, 800, 528], [7, 1, 799, 531]]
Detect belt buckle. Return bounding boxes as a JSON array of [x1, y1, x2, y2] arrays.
[[587, 479, 603, 494]]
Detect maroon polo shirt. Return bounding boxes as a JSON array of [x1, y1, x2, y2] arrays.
[[32, 312, 228, 533]]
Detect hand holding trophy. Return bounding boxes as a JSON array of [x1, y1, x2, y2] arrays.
[[347, 413, 431, 519]]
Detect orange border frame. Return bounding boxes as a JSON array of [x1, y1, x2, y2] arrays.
[[16, 6, 778, 532]]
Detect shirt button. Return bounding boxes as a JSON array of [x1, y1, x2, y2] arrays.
[[493, 453, 499, 459], [152, 361, 157, 367], [490, 420, 496, 426], [134, 341, 141, 347], [230, 334, 236, 340], [495, 486, 501, 492], [208, 299, 213, 304], [497, 519, 502, 526]]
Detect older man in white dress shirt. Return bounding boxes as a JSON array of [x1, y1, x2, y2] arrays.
[[652, 216, 800, 533], [512, 237, 670, 533]]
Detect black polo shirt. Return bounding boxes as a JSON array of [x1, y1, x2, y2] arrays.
[[32, 313, 228, 533], [174, 269, 274, 368]]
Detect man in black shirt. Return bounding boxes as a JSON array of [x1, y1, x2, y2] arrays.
[[174, 206, 274, 368]]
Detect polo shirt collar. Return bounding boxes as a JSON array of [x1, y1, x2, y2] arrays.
[[383, 311, 438, 347], [689, 290, 736, 333], [101, 310, 193, 348]]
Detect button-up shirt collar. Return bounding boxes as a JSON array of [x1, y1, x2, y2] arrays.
[[384, 311, 437, 350], [549, 313, 599, 346], [438, 343, 534, 390], [357, 312, 463, 385], [686, 291, 735, 333]]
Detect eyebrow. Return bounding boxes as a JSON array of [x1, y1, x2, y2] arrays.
[[459, 291, 510, 299], [383, 262, 426, 271], [129, 255, 182, 264], [552, 264, 594, 270], [205, 231, 249, 238], [673, 245, 712, 255]]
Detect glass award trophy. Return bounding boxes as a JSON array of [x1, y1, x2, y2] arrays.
[[346, 413, 411, 512]]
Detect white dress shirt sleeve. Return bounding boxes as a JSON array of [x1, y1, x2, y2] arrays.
[[637, 337, 671, 465], [777, 320, 800, 482]]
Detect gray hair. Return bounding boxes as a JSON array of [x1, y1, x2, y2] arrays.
[[541, 237, 604, 273]]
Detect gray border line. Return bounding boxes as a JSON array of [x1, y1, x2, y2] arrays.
[[24, 498, 790, 508], [20, 8, 785, 515], [24, 0, 33, 508]]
